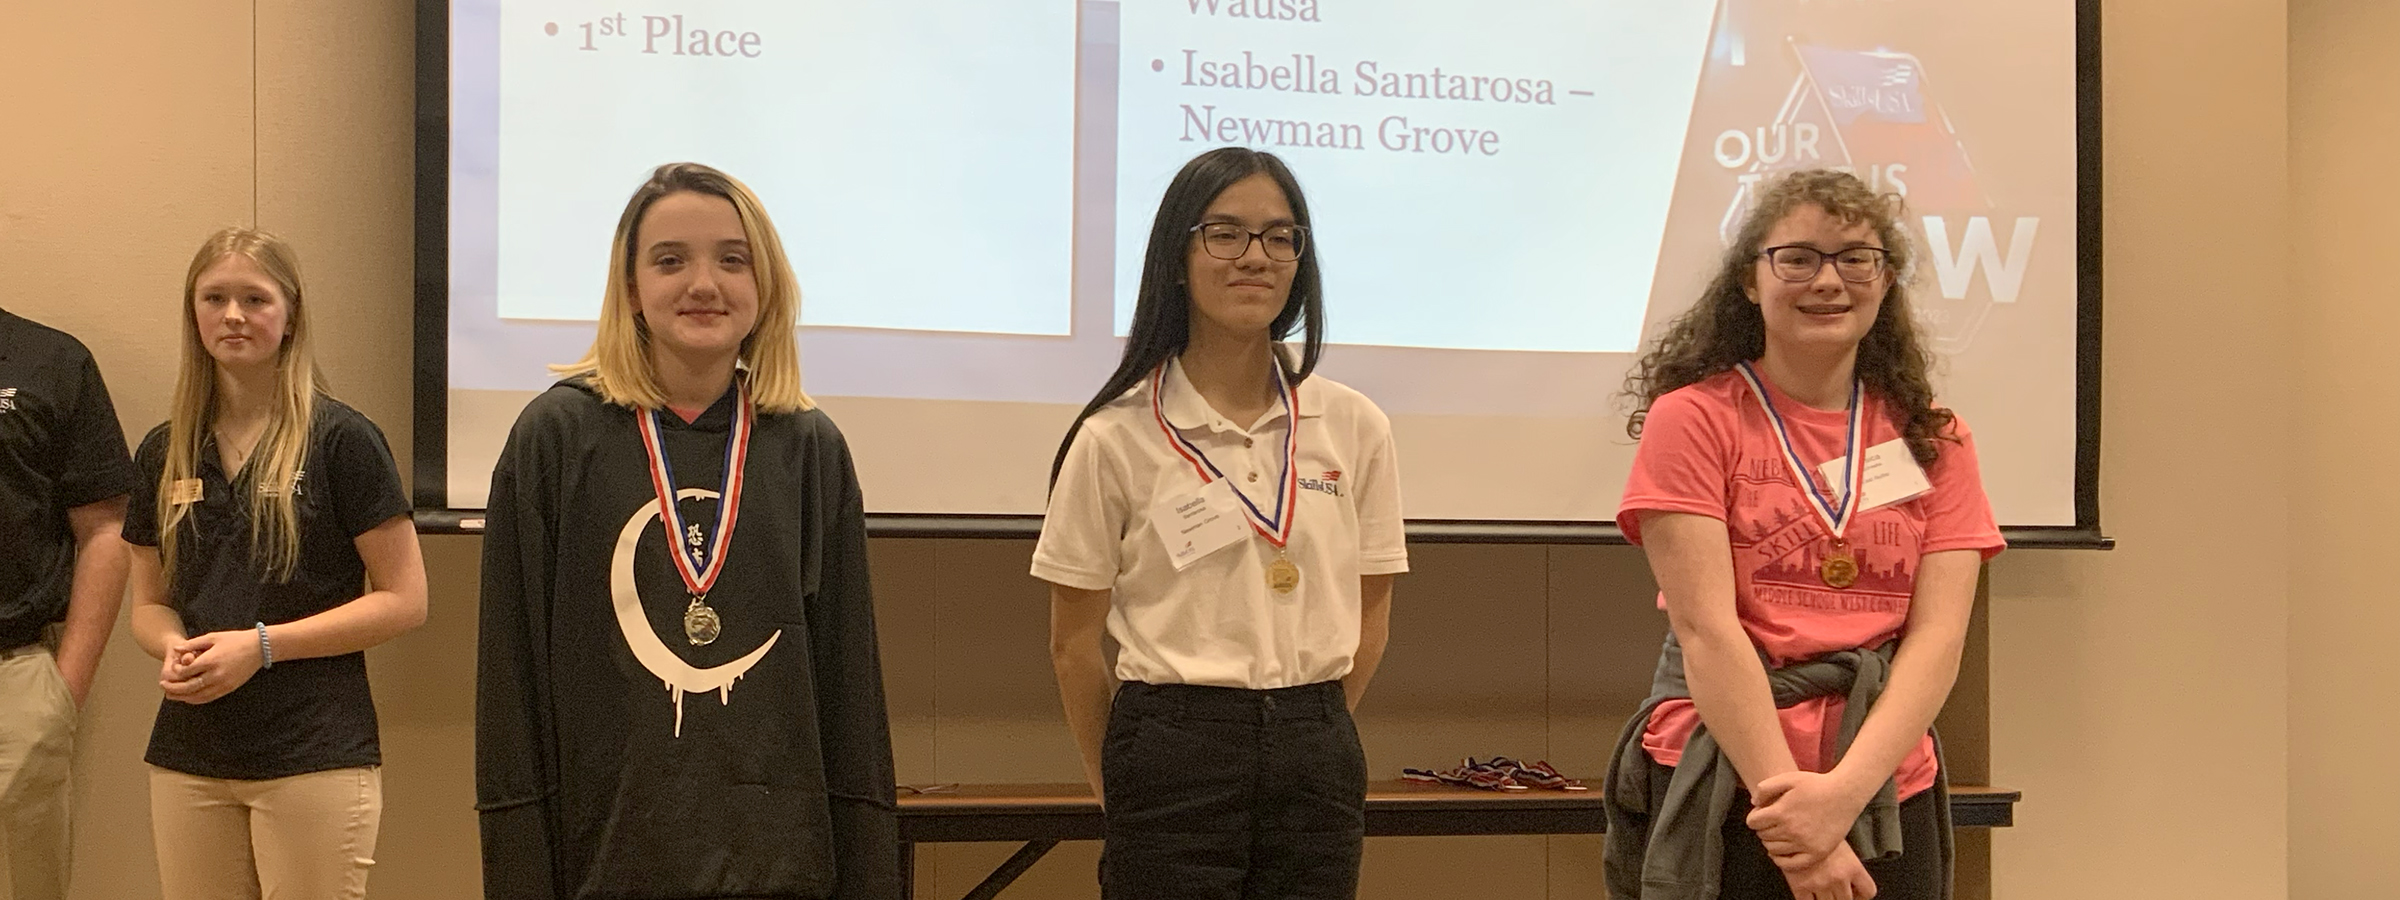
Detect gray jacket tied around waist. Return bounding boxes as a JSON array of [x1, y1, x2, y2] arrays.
[[1601, 632, 1953, 900]]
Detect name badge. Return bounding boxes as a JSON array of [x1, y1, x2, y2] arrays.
[[1818, 438, 1933, 513], [1149, 480, 1248, 571], [167, 478, 205, 506]]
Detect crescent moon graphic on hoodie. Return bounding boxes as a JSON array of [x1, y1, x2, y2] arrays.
[[612, 487, 781, 736]]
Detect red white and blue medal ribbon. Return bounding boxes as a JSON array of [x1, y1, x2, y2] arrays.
[[1733, 361, 1866, 544], [1150, 361, 1301, 550], [637, 377, 753, 644]]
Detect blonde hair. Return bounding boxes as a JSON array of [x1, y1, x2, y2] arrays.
[[158, 228, 328, 587], [552, 163, 813, 413]]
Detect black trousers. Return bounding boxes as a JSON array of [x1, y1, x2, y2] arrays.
[[1100, 681, 1366, 900], [1719, 785, 1946, 900]]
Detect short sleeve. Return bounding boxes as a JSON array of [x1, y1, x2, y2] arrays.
[[324, 410, 411, 538], [1617, 389, 1736, 546], [55, 355, 137, 509], [122, 426, 169, 548], [1030, 420, 1129, 592], [1353, 407, 1408, 576], [1912, 416, 2004, 560]]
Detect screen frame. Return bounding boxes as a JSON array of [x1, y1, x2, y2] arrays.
[[409, 0, 2110, 549]]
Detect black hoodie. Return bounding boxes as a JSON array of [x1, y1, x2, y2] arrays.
[[476, 377, 899, 900]]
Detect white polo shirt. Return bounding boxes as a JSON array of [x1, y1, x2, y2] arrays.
[[1032, 357, 1409, 690]]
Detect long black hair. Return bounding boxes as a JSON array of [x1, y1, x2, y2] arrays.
[[1048, 147, 1327, 487]]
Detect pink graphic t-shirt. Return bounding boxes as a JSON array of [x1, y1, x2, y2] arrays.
[[1618, 368, 2003, 800]]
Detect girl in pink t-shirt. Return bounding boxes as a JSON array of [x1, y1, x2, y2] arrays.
[[1606, 170, 2002, 900]]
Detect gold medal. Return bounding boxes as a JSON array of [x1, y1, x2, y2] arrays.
[[1152, 363, 1309, 597], [1266, 555, 1301, 594], [1818, 542, 1859, 590], [1734, 362, 1871, 593], [640, 378, 754, 653], [684, 595, 722, 646]]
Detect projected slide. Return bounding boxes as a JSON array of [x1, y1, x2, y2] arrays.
[[1114, 0, 1715, 352], [491, 0, 1076, 334], [443, 0, 2085, 526]]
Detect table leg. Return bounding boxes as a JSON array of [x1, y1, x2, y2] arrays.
[[959, 839, 1062, 900]]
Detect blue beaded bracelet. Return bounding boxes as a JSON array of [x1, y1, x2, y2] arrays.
[[256, 621, 274, 670]]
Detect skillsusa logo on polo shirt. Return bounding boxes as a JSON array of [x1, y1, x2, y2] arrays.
[[259, 467, 305, 497], [0, 388, 16, 413], [1298, 469, 1342, 497]]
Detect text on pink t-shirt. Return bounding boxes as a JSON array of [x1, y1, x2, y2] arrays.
[[1618, 368, 2003, 799]]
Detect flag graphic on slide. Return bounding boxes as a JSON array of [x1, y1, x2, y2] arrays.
[[1792, 45, 1986, 211]]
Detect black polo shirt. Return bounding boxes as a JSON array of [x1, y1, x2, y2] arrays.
[[123, 397, 410, 779], [0, 308, 138, 652]]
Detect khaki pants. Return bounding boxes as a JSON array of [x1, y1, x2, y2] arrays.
[[0, 642, 76, 900], [150, 766, 382, 900]]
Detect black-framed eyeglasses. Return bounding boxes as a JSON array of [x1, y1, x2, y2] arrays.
[[1190, 222, 1308, 262], [1760, 244, 1889, 283]]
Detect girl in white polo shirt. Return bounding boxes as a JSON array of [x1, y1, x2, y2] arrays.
[[1034, 146, 1409, 900]]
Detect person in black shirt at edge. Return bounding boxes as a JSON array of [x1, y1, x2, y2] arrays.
[[122, 228, 429, 900], [0, 306, 137, 900], [476, 163, 900, 900]]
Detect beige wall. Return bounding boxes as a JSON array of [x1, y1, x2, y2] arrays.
[[2287, 0, 2400, 896], [1, 0, 429, 896], [1987, 1, 2297, 898], [3, 0, 2392, 897]]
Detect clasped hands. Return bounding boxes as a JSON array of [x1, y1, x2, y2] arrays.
[[1746, 769, 1879, 900], [159, 629, 266, 705]]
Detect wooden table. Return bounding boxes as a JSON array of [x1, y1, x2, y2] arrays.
[[897, 781, 2019, 899]]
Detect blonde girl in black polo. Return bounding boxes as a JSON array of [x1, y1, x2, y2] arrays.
[[123, 228, 427, 900]]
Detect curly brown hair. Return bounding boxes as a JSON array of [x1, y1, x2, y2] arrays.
[[1623, 169, 1958, 465]]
